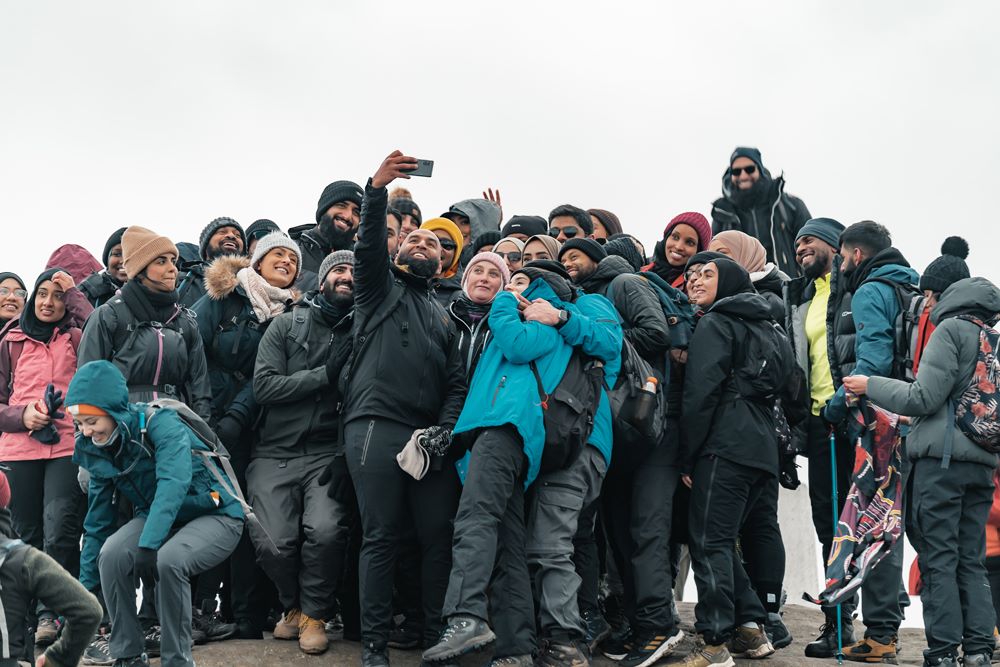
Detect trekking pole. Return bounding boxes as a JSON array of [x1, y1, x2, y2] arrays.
[[830, 429, 844, 665]]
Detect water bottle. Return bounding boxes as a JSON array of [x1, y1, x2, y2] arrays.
[[630, 376, 658, 432]]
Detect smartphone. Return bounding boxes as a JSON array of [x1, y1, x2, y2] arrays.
[[403, 158, 434, 178]]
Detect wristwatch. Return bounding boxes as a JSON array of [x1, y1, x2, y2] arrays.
[[555, 309, 571, 329]]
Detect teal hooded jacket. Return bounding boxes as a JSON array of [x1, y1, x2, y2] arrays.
[[67, 360, 243, 591], [454, 278, 621, 486]]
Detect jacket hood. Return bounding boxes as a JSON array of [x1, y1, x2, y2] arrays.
[[65, 360, 132, 426], [580, 255, 633, 291], [707, 292, 774, 321], [932, 277, 1000, 325], [721, 167, 779, 199], [177, 242, 202, 269], [449, 199, 502, 240], [204, 255, 251, 300], [522, 277, 571, 309], [45, 244, 102, 285], [846, 247, 919, 292]]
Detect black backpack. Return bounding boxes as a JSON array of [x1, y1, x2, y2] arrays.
[[531, 350, 605, 474], [731, 318, 797, 402], [863, 277, 926, 382]]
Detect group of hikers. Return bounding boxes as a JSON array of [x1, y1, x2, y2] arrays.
[[0, 146, 997, 667]]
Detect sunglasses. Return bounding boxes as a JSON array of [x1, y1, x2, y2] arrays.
[[549, 226, 580, 239], [0, 287, 27, 299], [438, 240, 458, 251], [494, 251, 522, 263], [731, 165, 757, 177]]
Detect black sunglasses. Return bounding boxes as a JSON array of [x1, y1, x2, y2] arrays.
[[731, 165, 757, 177], [494, 251, 522, 262], [549, 226, 580, 239], [439, 240, 458, 251]]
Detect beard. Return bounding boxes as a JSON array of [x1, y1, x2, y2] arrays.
[[801, 249, 832, 280], [321, 279, 354, 307], [397, 252, 440, 278], [319, 214, 357, 249], [730, 175, 771, 210]]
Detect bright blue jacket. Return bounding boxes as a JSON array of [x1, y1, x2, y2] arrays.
[[454, 279, 621, 486], [67, 360, 243, 591]]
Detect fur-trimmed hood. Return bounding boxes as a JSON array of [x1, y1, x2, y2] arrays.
[[203, 255, 301, 302]]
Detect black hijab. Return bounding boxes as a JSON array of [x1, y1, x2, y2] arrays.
[[19, 268, 69, 343], [707, 257, 755, 302], [516, 260, 577, 303]]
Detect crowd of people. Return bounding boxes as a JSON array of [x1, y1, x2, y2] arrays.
[[0, 146, 997, 667]]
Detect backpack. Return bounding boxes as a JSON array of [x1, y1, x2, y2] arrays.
[[138, 399, 281, 556], [531, 350, 605, 474], [0, 537, 28, 664], [731, 318, 797, 402], [606, 338, 666, 460], [863, 277, 926, 382], [952, 316, 1000, 452], [630, 272, 697, 350]]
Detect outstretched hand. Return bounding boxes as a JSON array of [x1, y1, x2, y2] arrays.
[[372, 151, 418, 189], [482, 187, 503, 221]]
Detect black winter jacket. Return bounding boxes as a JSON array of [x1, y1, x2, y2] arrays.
[[680, 292, 779, 475], [253, 294, 352, 458], [750, 264, 789, 321], [289, 223, 355, 291], [78, 271, 122, 308], [341, 182, 468, 430], [177, 262, 207, 309], [448, 297, 492, 380], [431, 274, 463, 308]]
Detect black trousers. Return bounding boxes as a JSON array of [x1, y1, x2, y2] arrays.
[[738, 475, 785, 614], [345, 417, 461, 647], [688, 455, 769, 646]]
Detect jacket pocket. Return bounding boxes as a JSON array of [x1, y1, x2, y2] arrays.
[[491, 376, 508, 407]]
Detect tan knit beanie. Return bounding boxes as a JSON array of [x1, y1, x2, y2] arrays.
[[121, 226, 179, 280]]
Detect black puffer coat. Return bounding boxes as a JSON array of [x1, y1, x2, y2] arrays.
[[78, 271, 122, 308]]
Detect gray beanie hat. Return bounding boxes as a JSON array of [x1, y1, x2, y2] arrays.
[[250, 232, 303, 281], [318, 250, 355, 288]]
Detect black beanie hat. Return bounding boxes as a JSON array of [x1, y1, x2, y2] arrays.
[[472, 231, 502, 254], [315, 180, 364, 223], [102, 227, 128, 267], [796, 217, 845, 250], [709, 257, 755, 302], [516, 261, 576, 303], [604, 237, 645, 272], [685, 250, 728, 272], [920, 237, 970, 294], [246, 219, 281, 242], [730, 146, 765, 171], [199, 217, 247, 261], [501, 215, 548, 239], [558, 238, 607, 265]]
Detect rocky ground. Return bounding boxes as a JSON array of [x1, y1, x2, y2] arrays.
[[91, 602, 935, 666]]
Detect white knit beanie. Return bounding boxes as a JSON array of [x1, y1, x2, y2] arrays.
[[250, 232, 303, 281]]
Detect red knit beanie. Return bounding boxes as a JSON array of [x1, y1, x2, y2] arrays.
[[664, 212, 712, 252]]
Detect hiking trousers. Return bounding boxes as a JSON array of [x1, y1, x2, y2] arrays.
[[738, 474, 785, 615], [442, 427, 535, 658], [907, 458, 995, 661]]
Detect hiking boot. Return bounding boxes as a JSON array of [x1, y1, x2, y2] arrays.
[[922, 655, 957, 666], [387, 622, 422, 649], [298, 613, 329, 655], [143, 626, 161, 658], [362, 641, 390, 667], [764, 612, 792, 650], [112, 655, 150, 667], [273, 608, 301, 640], [193, 599, 237, 642], [620, 629, 685, 667], [487, 656, 534, 666], [676, 643, 735, 667], [601, 630, 632, 661], [82, 633, 114, 665], [843, 635, 898, 664], [805, 616, 856, 658], [35, 616, 61, 646], [581, 609, 611, 653], [961, 653, 991, 666], [421, 614, 495, 662], [535, 639, 590, 667], [727, 624, 775, 659], [235, 617, 263, 639]]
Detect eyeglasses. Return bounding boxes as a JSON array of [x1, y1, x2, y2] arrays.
[[494, 251, 522, 262], [0, 287, 27, 299], [731, 165, 757, 177], [684, 269, 702, 281], [438, 240, 457, 251], [549, 226, 580, 239]]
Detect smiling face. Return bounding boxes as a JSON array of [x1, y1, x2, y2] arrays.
[[691, 261, 720, 307], [107, 243, 128, 283], [321, 264, 354, 306], [465, 261, 503, 304], [141, 254, 179, 292], [0, 278, 26, 321], [493, 239, 523, 272], [397, 230, 443, 278], [506, 273, 532, 295], [795, 235, 834, 280], [323, 201, 361, 234], [34, 280, 67, 323], [74, 414, 117, 445], [561, 249, 598, 284], [523, 239, 553, 263], [257, 247, 299, 288], [433, 229, 457, 272], [663, 223, 699, 267], [730, 156, 760, 191], [685, 263, 704, 301]]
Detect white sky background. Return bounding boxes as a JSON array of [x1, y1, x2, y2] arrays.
[[2, 2, 998, 286]]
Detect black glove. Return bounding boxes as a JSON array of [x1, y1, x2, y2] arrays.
[[30, 384, 64, 445], [421, 426, 452, 457], [779, 455, 801, 491], [317, 453, 352, 504], [214, 415, 243, 449], [325, 337, 354, 385], [134, 547, 158, 588]]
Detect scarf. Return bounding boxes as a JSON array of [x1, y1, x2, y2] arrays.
[[649, 240, 685, 287], [236, 268, 295, 323], [313, 292, 352, 327], [19, 269, 64, 343], [120, 279, 180, 324], [452, 295, 491, 326]]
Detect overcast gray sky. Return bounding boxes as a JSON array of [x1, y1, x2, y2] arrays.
[[3, 1, 997, 285]]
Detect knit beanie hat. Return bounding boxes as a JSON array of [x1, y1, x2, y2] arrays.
[[103, 227, 128, 267], [250, 232, 303, 283], [318, 249, 355, 288], [515, 261, 576, 302], [389, 187, 422, 224], [587, 209, 623, 237], [730, 146, 765, 171], [420, 218, 464, 277], [462, 252, 511, 295], [316, 180, 364, 223], [501, 215, 548, 239], [920, 237, 970, 294], [664, 212, 712, 252], [709, 230, 767, 273], [199, 217, 247, 261], [604, 237, 645, 272], [471, 231, 502, 254], [524, 234, 562, 261], [558, 238, 607, 265], [121, 226, 179, 280], [246, 219, 281, 242], [796, 217, 845, 251]]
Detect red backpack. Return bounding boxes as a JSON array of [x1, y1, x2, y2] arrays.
[[953, 315, 1000, 452]]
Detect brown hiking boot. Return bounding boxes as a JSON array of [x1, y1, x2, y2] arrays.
[[727, 624, 775, 659], [676, 643, 735, 666], [298, 613, 329, 654], [273, 609, 301, 640], [843, 636, 897, 664]]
